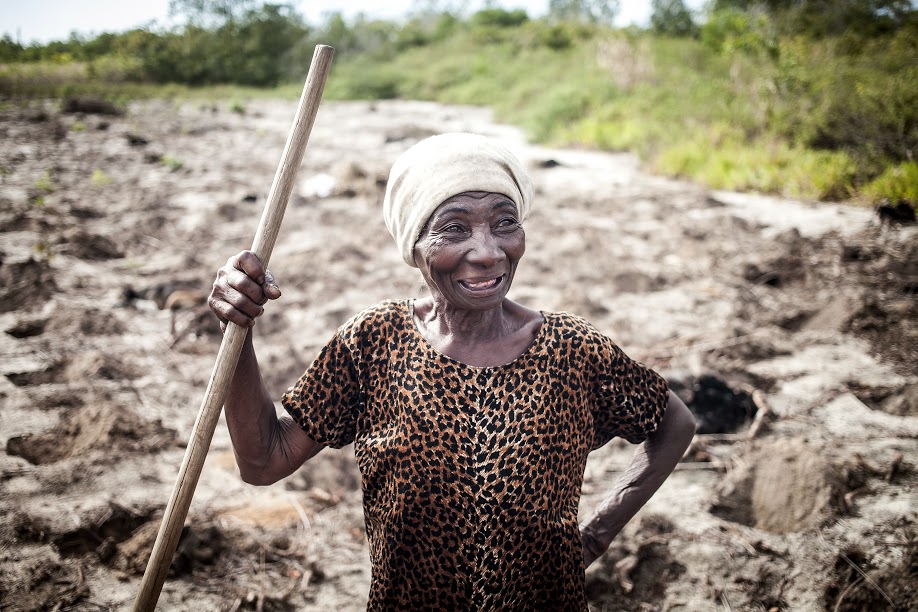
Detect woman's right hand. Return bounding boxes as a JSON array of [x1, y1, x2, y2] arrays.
[[209, 250, 282, 329]]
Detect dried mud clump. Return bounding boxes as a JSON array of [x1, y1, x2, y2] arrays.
[[845, 297, 918, 367], [0, 257, 57, 313], [57, 229, 124, 260], [4, 361, 64, 387], [4, 315, 48, 338], [732, 225, 918, 368], [46, 307, 126, 336], [850, 382, 918, 417], [64, 350, 138, 382], [118, 519, 227, 577], [706, 334, 791, 387], [740, 230, 807, 288], [2, 511, 51, 545], [117, 511, 316, 612], [711, 438, 846, 534], [62, 95, 123, 116], [51, 503, 158, 560], [6, 403, 177, 465], [331, 160, 387, 199], [839, 232, 918, 367], [0, 556, 89, 612]]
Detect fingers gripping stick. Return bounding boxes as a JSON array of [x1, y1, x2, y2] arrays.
[[133, 44, 334, 612]]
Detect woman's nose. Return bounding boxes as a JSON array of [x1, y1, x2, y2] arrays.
[[466, 229, 504, 267]]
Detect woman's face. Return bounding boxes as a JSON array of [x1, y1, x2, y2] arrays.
[[413, 191, 525, 312]]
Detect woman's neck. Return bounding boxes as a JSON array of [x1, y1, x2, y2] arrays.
[[414, 296, 515, 343], [410, 296, 544, 368]]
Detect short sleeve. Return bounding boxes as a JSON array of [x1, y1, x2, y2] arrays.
[[281, 329, 363, 449], [590, 335, 669, 449]]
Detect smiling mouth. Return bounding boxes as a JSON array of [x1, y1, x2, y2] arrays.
[[458, 275, 504, 291]]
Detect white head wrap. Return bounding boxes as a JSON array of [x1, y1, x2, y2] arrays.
[[383, 133, 534, 267]]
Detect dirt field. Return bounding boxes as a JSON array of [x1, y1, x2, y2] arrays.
[[1, 97, 916, 611]]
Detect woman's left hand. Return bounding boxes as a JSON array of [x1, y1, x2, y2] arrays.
[[581, 529, 604, 569], [579, 392, 695, 569]]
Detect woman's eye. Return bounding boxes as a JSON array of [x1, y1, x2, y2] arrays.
[[498, 218, 519, 228]]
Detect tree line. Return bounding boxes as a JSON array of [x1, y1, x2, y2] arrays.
[[2, 0, 913, 86]]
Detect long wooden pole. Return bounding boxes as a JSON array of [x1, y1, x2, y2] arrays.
[[133, 44, 335, 612]]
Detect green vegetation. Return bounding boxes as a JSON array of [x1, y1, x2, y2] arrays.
[[33, 170, 54, 193], [91, 169, 113, 187], [864, 161, 918, 204], [228, 98, 247, 114], [34, 241, 54, 260], [2, 0, 915, 206], [160, 155, 184, 172]]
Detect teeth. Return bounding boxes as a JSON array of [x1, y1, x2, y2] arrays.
[[464, 277, 499, 289]]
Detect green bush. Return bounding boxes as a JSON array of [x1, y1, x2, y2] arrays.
[[328, 64, 400, 99], [530, 21, 598, 50], [655, 135, 858, 200], [701, 7, 778, 59], [471, 9, 529, 29], [395, 20, 431, 50], [526, 85, 594, 142], [651, 0, 698, 37], [864, 161, 918, 206]]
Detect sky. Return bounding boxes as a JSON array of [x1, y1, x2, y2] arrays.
[[0, 0, 706, 45]]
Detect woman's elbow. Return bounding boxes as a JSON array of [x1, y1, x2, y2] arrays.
[[240, 472, 276, 487], [237, 459, 283, 487]]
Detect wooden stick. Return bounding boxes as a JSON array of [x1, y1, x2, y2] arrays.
[[133, 44, 334, 612]]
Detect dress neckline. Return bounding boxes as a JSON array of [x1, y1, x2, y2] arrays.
[[403, 299, 549, 370]]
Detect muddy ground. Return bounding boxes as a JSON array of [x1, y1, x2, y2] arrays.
[[1, 97, 916, 611]]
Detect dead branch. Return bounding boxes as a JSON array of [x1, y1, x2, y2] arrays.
[[833, 576, 865, 612], [747, 390, 772, 439], [838, 550, 895, 608], [637, 330, 771, 361], [674, 461, 728, 472]]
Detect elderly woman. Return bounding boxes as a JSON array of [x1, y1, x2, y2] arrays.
[[209, 133, 696, 610]]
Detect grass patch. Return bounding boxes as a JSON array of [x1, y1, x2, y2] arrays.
[[863, 161, 918, 206], [655, 135, 859, 201], [33, 170, 54, 193], [91, 169, 112, 187], [34, 241, 54, 260], [160, 155, 184, 172], [228, 98, 247, 114]]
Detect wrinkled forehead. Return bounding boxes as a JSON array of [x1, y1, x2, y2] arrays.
[[425, 191, 519, 222], [438, 190, 518, 208]]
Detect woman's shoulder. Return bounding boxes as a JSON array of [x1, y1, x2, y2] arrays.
[[542, 310, 607, 342], [336, 299, 411, 342], [540, 311, 637, 374]]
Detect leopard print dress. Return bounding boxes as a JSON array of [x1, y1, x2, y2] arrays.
[[282, 300, 669, 611]]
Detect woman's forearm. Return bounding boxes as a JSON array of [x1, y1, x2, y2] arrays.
[[580, 392, 695, 566], [224, 330, 320, 485]]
